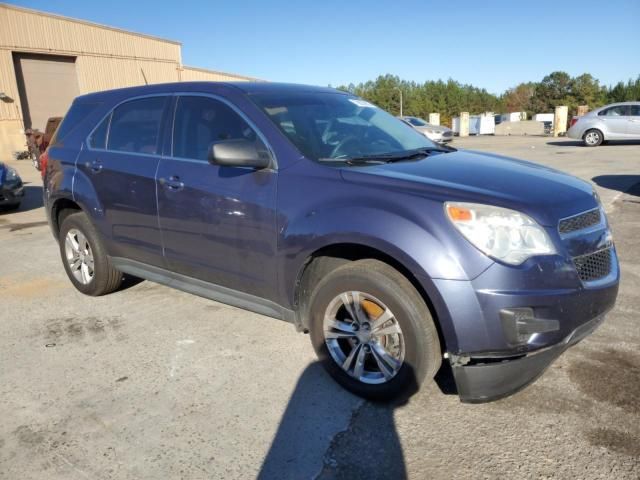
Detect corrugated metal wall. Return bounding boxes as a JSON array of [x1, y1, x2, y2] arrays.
[[181, 66, 254, 82], [0, 3, 258, 158], [0, 4, 182, 65], [76, 57, 179, 93]]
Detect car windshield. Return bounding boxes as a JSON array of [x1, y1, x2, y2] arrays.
[[407, 117, 427, 126], [250, 92, 437, 162]]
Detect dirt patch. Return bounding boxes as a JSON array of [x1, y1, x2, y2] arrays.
[[492, 383, 594, 416], [586, 427, 640, 458], [568, 348, 640, 414], [0, 277, 62, 298], [2, 221, 49, 232], [13, 425, 45, 446], [44, 317, 124, 344]]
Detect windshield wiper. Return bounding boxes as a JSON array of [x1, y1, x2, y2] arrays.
[[319, 146, 456, 166]]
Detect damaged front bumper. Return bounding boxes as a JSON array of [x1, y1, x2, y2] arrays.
[[451, 313, 606, 403]]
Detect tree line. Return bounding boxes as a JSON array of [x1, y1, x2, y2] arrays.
[[337, 72, 640, 127]]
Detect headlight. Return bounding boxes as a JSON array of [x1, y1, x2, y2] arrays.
[[445, 202, 556, 265], [5, 167, 19, 182]]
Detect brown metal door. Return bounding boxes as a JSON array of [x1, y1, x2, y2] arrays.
[[13, 53, 80, 131]]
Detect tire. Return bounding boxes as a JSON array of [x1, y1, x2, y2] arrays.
[[583, 129, 603, 147], [308, 259, 441, 401], [58, 211, 122, 296]]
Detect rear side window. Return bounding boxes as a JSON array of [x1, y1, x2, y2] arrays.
[[630, 105, 640, 116], [88, 114, 110, 149], [598, 106, 629, 116], [51, 101, 101, 146], [107, 97, 166, 154], [172, 96, 257, 161]]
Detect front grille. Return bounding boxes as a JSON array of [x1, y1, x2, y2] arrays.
[[559, 208, 601, 235], [442, 131, 453, 137], [573, 248, 612, 282]]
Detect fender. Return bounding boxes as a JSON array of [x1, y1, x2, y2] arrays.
[[69, 166, 109, 239], [278, 203, 493, 350]]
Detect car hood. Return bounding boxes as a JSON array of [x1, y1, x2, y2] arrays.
[[415, 124, 450, 133], [340, 149, 597, 226]]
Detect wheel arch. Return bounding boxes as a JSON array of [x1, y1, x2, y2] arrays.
[[51, 197, 83, 238], [293, 242, 449, 354]]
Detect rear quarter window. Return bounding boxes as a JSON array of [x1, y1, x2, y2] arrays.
[[88, 114, 110, 150], [598, 106, 629, 116], [51, 101, 102, 146]]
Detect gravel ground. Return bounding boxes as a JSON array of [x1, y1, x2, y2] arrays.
[[0, 136, 638, 479]]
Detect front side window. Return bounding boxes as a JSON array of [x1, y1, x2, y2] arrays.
[[172, 96, 257, 161], [107, 97, 166, 154], [250, 92, 436, 161], [629, 105, 640, 116], [408, 117, 427, 126], [598, 106, 629, 117]]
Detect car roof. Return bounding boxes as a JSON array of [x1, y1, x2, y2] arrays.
[[595, 101, 640, 110], [76, 81, 346, 103]]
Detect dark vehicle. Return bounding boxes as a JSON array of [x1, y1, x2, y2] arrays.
[[43, 83, 619, 402], [0, 162, 24, 210]]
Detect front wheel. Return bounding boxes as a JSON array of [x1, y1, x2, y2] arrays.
[[583, 129, 603, 147], [308, 259, 441, 401]]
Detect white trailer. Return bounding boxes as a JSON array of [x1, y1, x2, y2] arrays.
[[452, 113, 495, 135]]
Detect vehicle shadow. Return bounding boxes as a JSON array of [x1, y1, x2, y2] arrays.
[[592, 175, 640, 198], [547, 139, 640, 147], [258, 362, 418, 480], [546, 140, 584, 147], [0, 184, 43, 214]]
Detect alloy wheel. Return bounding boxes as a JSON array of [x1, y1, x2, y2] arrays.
[[64, 228, 95, 284], [323, 291, 405, 384], [585, 131, 600, 145]]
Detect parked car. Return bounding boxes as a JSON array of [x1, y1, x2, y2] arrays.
[[567, 102, 640, 146], [43, 82, 619, 403], [25, 116, 63, 170], [0, 162, 24, 210], [400, 116, 454, 143]]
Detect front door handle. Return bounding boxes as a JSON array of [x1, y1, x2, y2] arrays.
[[159, 176, 185, 191], [85, 160, 103, 173]]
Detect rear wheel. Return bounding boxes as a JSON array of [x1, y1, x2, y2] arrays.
[[583, 129, 603, 147], [308, 259, 441, 401], [59, 212, 122, 296]]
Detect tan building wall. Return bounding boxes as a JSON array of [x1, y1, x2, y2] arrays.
[[0, 3, 255, 160], [180, 66, 257, 82]]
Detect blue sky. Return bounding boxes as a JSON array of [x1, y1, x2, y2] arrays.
[[8, 0, 640, 94]]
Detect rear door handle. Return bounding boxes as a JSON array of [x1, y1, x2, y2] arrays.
[[85, 160, 103, 173], [159, 176, 185, 191]]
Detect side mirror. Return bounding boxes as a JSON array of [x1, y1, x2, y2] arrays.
[[207, 139, 271, 169]]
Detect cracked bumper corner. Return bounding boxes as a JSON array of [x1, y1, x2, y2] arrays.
[[451, 313, 606, 403]]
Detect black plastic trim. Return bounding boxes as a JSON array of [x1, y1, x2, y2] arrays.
[[110, 257, 299, 327], [452, 313, 606, 403]]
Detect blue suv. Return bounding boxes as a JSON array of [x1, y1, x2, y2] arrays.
[[44, 82, 619, 402]]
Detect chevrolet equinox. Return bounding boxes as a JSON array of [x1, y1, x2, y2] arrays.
[[43, 82, 619, 402]]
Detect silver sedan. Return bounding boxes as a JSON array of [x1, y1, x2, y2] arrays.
[[400, 116, 454, 144], [567, 102, 640, 146]]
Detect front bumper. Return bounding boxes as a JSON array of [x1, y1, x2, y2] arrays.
[[452, 312, 606, 403], [422, 236, 619, 403], [0, 182, 24, 205]]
